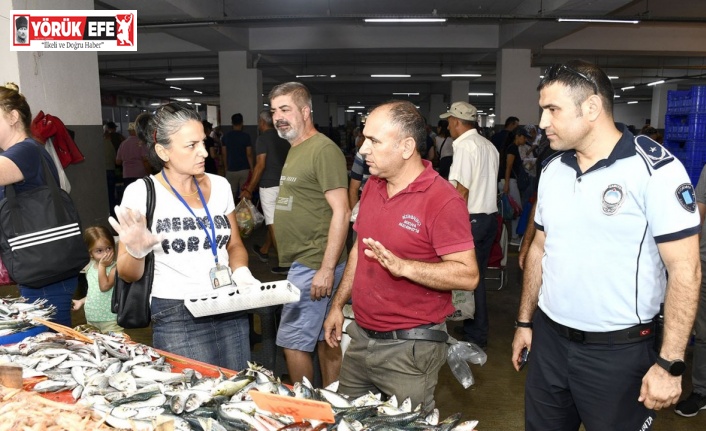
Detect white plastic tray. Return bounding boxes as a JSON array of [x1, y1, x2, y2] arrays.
[[184, 280, 300, 317]]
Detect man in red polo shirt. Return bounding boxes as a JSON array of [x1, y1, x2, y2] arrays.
[[323, 100, 478, 412]]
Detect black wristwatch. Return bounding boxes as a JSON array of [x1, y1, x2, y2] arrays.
[[515, 320, 533, 329], [655, 355, 686, 376]]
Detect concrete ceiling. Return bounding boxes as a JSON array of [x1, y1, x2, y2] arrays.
[[95, 0, 706, 116]]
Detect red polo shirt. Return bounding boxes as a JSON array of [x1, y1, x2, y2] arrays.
[[352, 161, 475, 332]]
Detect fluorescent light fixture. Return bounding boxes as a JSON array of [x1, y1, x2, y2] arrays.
[[371, 74, 411, 78], [193, 90, 202, 94], [170, 86, 182, 90], [150, 103, 160, 106], [393, 92, 419, 96], [349, 106, 365, 109], [263, 103, 269, 107], [614, 95, 621, 98], [489, 114, 496, 117], [175, 98, 191, 102], [442, 74, 482, 77], [621, 86, 635, 91], [647, 80, 665, 86], [608, 76, 619, 80], [557, 18, 639, 24], [194, 103, 201, 106], [296, 75, 315, 78], [345, 109, 355, 112], [627, 101, 638, 104], [296, 74, 331, 78], [330, 75, 336, 78], [165, 77, 204, 81], [364, 18, 446, 23], [468, 93, 493, 96]]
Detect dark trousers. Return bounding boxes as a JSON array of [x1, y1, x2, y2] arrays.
[[462, 212, 498, 345], [526, 309, 656, 431]]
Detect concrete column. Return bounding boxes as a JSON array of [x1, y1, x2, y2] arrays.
[[2, 0, 107, 226], [496, 49, 540, 126], [218, 51, 262, 131], [651, 83, 678, 129], [206, 105, 219, 126], [429, 94, 447, 121], [450, 81, 469, 105]]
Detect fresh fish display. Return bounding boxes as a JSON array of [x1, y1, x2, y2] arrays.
[[0, 296, 56, 337], [0, 330, 479, 430]]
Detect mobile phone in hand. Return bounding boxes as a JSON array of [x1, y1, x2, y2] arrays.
[[519, 347, 530, 370]]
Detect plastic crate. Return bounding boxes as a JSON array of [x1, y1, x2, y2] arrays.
[[692, 86, 706, 114], [667, 90, 692, 115], [686, 163, 706, 186], [665, 114, 689, 141], [688, 113, 706, 141]]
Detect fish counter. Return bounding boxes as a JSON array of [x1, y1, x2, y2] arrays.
[[0, 330, 479, 431]]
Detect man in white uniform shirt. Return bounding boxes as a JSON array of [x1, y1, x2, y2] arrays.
[[443, 102, 499, 348]]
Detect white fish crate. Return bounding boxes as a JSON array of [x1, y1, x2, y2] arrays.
[[184, 280, 300, 317]]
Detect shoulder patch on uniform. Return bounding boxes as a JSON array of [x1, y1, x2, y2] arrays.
[[634, 135, 673, 170], [676, 183, 697, 213]]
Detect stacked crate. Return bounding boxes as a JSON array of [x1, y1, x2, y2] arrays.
[[664, 86, 706, 184]]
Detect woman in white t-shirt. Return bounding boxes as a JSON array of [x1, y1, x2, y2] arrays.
[[111, 102, 259, 371]]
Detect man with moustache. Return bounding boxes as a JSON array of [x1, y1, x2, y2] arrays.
[[323, 100, 478, 412], [270, 82, 350, 386]]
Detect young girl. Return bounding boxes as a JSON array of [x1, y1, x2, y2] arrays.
[[72, 226, 122, 333]]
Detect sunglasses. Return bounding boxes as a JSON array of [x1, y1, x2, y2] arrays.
[[542, 64, 598, 95]]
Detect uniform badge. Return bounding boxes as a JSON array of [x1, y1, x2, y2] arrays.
[[602, 184, 625, 215], [675, 183, 697, 213], [634, 135, 673, 169]]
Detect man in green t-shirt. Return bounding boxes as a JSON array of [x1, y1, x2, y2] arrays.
[[270, 82, 351, 386]]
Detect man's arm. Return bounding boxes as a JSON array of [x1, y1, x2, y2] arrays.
[[361, 238, 477, 292], [518, 202, 537, 270], [323, 239, 359, 347], [511, 228, 545, 371], [246, 146, 254, 171], [241, 153, 266, 200], [348, 178, 362, 210], [310, 188, 351, 300], [639, 234, 701, 410], [454, 182, 469, 204]]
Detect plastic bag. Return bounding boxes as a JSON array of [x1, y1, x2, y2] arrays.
[[235, 198, 256, 238], [245, 198, 265, 230], [447, 290, 475, 321], [447, 339, 488, 389], [0, 257, 14, 286]]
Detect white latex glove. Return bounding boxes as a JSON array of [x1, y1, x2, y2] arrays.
[[231, 266, 260, 287], [108, 206, 163, 259]]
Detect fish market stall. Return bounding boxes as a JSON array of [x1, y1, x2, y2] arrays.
[[1, 325, 479, 430]]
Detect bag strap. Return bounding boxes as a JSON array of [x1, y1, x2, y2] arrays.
[[438, 137, 449, 156], [143, 176, 156, 231]]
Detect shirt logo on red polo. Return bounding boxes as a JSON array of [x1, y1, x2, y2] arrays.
[[399, 214, 421, 234]]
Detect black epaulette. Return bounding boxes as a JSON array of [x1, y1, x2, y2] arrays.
[[634, 135, 673, 170], [540, 150, 564, 174]]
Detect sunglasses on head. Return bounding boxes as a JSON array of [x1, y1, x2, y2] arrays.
[[542, 64, 598, 95]]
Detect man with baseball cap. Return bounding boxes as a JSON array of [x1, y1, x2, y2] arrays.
[[442, 102, 499, 348]]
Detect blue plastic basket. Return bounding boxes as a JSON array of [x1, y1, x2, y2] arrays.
[[688, 113, 706, 141], [665, 114, 689, 141], [692, 86, 706, 114], [0, 325, 47, 345]]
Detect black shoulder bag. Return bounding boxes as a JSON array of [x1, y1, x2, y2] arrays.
[[111, 176, 156, 329], [0, 154, 88, 288]]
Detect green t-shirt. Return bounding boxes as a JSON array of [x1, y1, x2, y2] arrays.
[[274, 133, 348, 268]]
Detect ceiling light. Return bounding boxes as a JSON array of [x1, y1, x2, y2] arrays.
[[364, 18, 446, 23], [296, 75, 315, 78], [647, 80, 665, 86], [468, 93, 493, 96], [627, 101, 638, 104], [621, 86, 635, 91], [150, 103, 160, 106], [193, 90, 202, 94], [175, 98, 191, 102], [165, 77, 204, 81], [170, 86, 182, 90], [345, 109, 355, 112], [263, 103, 269, 107], [349, 106, 365, 109], [608, 76, 619, 80], [330, 75, 336, 78], [393, 92, 419, 96], [371, 74, 411, 78], [194, 103, 201, 106], [442, 74, 482, 77], [489, 114, 496, 117], [614, 95, 621, 98], [557, 18, 639, 24]]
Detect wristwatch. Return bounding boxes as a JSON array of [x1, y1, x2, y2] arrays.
[[655, 355, 686, 376]]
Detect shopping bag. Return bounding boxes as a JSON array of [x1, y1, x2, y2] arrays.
[[244, 198, 265, 230], [498, 193, 514, 221], [0, 257, 14, 286], [447, 290, 475, 321], [235, 198, 256, 238]]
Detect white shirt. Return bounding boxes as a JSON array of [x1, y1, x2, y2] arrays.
[[121, 174, 235, 300], [448, 128, 499, 214]]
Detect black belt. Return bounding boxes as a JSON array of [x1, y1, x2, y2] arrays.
[[543, 312, 654, 345], [361, 324, 449, 343]]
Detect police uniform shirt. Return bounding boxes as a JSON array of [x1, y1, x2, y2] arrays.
[[535, 125, 700, 332]]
